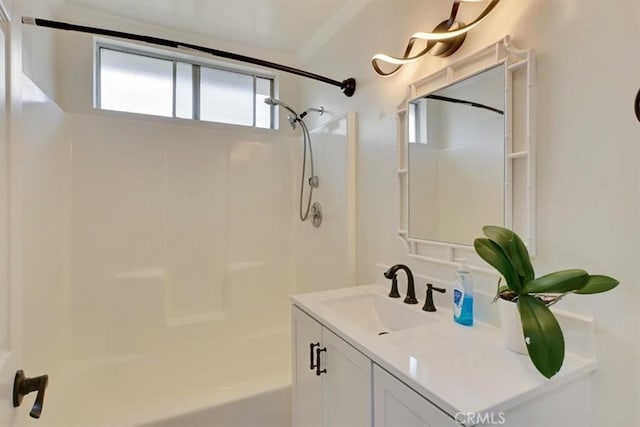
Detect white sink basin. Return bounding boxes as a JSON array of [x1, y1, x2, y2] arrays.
[[322, 293, 437, 335]]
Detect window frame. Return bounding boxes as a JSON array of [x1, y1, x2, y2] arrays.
[[94, 40, 276, 129]]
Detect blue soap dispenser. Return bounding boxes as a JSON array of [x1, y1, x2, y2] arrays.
[[453, 258, 474, 326]]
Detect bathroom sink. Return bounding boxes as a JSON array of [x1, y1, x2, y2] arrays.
[[322, 293, 437, 335]]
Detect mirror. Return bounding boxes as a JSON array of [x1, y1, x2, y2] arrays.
[[396, 37, 536, 262], [408, 65, 505, 245]]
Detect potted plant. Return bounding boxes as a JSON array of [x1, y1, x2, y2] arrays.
[[474, 225, 619, 379]]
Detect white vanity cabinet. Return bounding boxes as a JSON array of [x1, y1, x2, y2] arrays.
[[292, 306, 372, 427], [292, 285, 595, 427], [373, 365, 457, 427], [292, 306, 456, 427]]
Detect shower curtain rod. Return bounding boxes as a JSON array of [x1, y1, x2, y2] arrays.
[[21, 16, 357, 97]]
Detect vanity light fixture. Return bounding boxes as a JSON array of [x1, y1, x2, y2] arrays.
[[372, 0, 500, 76]]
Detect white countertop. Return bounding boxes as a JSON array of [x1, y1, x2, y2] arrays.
[[292, 284, 597, 417]]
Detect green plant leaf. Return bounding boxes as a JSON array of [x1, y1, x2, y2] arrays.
[[482, 225, 513, 248], [574, 275, 620, 294], [518, 295, 565, 379], [521, 269, 589, 294], [474, 238, 521, 292], [482, 226, 514, 261], [509, 232, 535, 283], [483, 225, 534, 283]]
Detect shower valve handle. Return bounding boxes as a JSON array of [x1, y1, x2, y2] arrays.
[[13, 370, 49, 419]]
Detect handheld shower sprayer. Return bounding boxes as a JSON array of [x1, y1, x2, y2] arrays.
[[264, 97, 325, 224], [264, 97, 299, 129], [263, 97, 324, 127], [264, 97, 297, 117]]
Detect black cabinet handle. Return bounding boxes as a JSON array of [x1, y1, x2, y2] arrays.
[[315, 347, 327, 376], [13, 370, 49, 419], [309, 342, 320, 370]]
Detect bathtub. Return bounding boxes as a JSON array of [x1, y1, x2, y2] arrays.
[[140, 385, 291, 427], [33, 327, 292, 427]]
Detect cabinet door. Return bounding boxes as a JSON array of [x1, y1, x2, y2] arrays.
[[373, 365, 457, 427], [292, 307, 323, 427], [321, 328, 372, 427]]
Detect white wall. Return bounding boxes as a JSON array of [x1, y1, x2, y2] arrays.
[[299, 0, 640, 425], [293, 113, 356, 294], [65, 113, 294, 360], [0, 13, 10, 354], [20, 76, 71, 373]]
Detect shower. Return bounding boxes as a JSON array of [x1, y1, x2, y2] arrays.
[[265, 97, 324, 223]]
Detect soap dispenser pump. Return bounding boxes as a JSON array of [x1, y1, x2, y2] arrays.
[[453, 258, 474, 326]]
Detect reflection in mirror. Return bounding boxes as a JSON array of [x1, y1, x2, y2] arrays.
[[408, 65, 505, 245]]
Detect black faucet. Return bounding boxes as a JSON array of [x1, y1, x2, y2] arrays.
[[383, 264, 418, 304], [422, 283, 446, 312]]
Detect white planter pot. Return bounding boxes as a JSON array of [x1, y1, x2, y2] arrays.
[[498, 298, 528, 355]]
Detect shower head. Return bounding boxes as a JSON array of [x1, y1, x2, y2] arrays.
[[263, 96, 280, 107], [265, 97, 325, 130], [264, 97, 301, 130], [264, 97, 298, 117]]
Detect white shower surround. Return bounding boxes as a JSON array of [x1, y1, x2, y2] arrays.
[[21, 78, 355, 426]]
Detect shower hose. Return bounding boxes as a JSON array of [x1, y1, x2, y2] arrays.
[[298, 119, 315, 222]]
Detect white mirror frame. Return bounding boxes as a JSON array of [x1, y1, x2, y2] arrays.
[[397, 36, 536, 270]]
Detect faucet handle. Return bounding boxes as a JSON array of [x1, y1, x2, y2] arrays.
[[13, 370, 49, 419], [422, 283, 446, 312]]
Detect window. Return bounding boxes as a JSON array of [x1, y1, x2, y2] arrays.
[[408, 98, 428, 144], [96, 44, 275, 129]]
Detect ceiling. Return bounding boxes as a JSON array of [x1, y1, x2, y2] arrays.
[[45, 0, 370, 60]]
